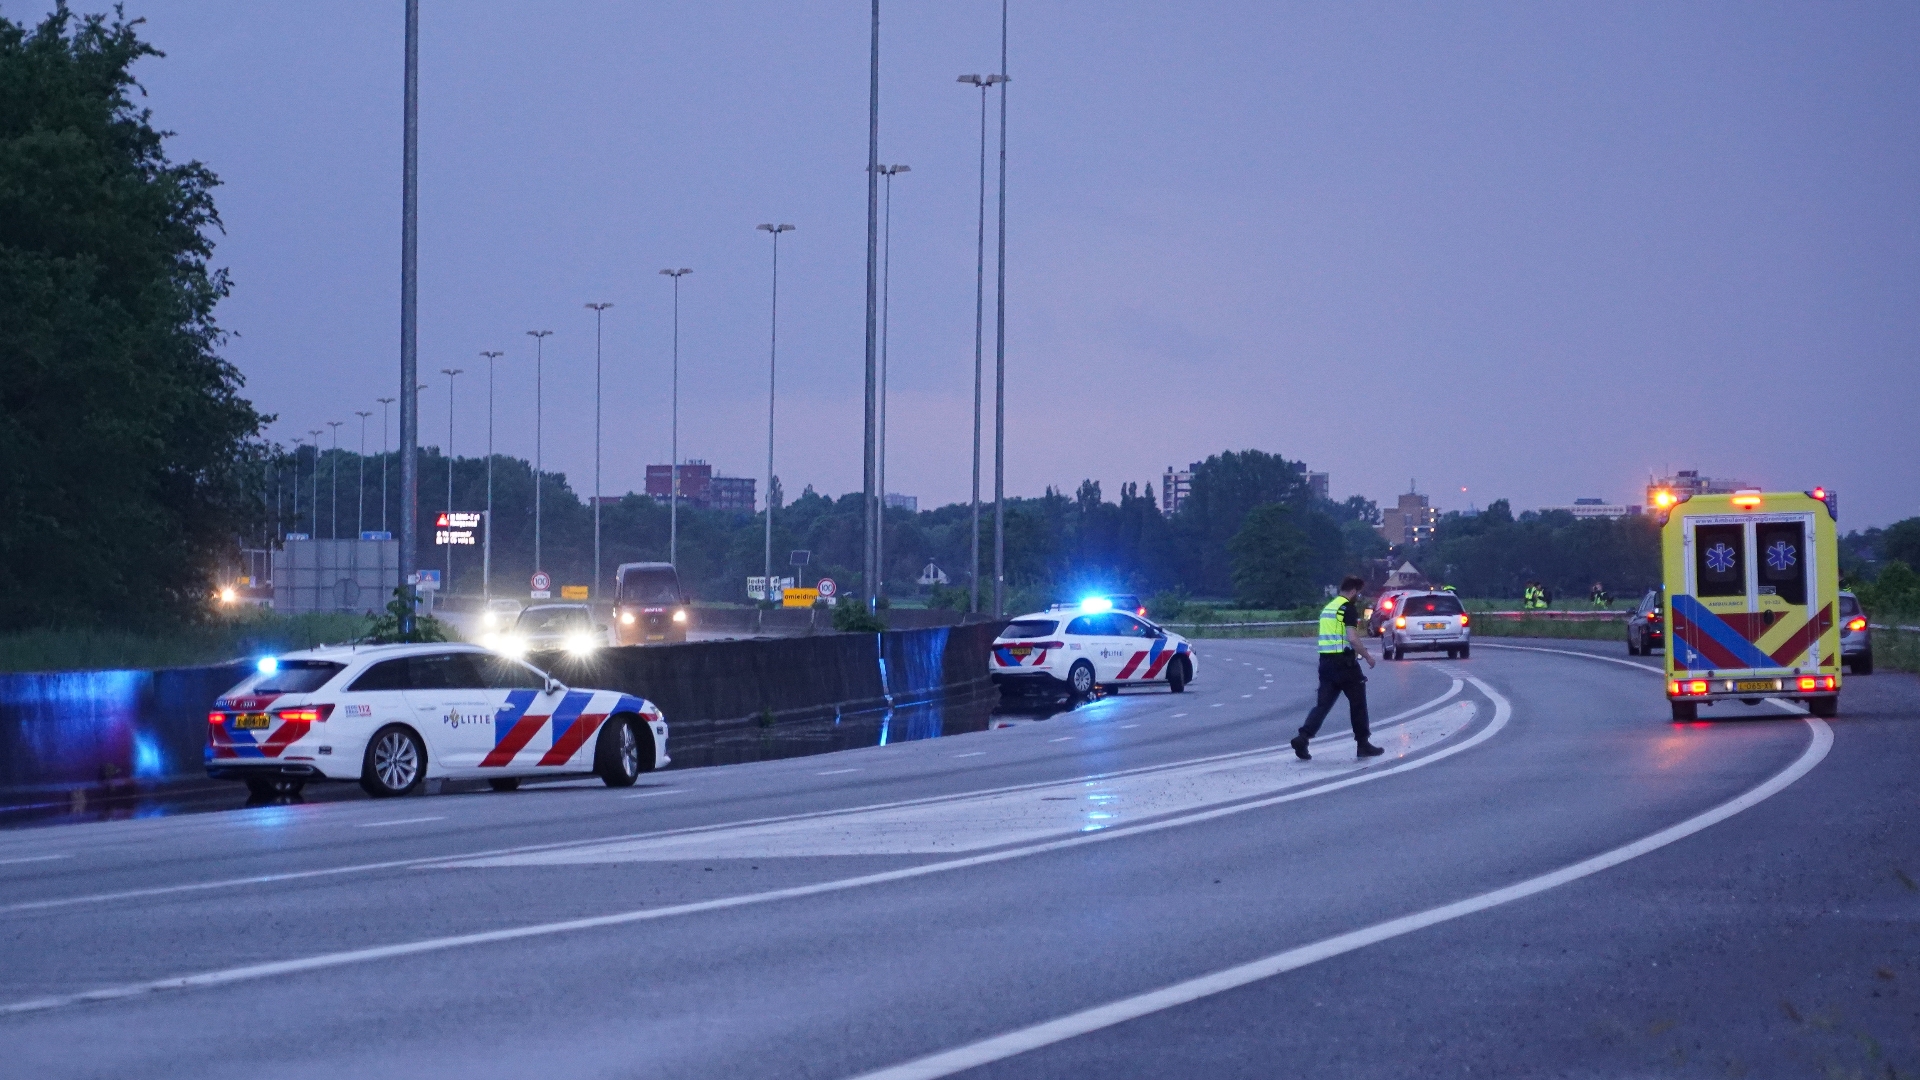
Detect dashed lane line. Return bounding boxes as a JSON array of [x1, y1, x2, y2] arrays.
[[355, 817, 444, 829]]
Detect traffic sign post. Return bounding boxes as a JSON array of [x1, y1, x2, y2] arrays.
[[816, 577, 837, 598], [531, 571, 551, 600]]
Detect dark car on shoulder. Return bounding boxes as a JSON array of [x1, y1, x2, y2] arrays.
[[1626, 589, 1664, 655], [1839, 590, 1872, 675]]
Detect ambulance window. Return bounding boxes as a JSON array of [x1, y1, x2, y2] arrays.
[[1754, 522, 1807, 605], [1694, 525, 1746, 598]]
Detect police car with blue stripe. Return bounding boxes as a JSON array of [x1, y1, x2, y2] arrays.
[[207, 643, 669, 799], [991, 597, 1200, 696]]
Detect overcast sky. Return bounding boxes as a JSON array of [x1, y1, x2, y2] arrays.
[[19, 1, 1919, 526]]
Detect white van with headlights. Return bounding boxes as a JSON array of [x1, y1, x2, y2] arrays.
[[206, 643, 668, 799], [991, 600, 1199, 696]]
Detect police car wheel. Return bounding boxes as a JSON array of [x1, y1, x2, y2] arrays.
[[1626, 634, 1640, 656], [595, 715, 644, 788], [360, 725, 426, 798], [1167, 659, 1188, 693], [488, 778, 521, 792], [1068, 661, 1096, 696]]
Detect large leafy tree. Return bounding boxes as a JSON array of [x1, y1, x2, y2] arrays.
[[0, 6, 268, 629]]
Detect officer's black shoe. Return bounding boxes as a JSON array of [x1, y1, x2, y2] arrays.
[[1356, 742, 1386, 758], [1290, 735, 1311, 761]]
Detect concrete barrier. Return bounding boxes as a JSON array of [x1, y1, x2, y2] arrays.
[[0, 622, 1004, 819]]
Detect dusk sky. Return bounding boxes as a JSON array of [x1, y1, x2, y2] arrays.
[[20, 1, 1919, 526]]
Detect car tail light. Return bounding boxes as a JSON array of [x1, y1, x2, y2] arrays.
[[273, 704, 334, 723], [1381, 599, 1395, 612], [1795, 676, 1837, 692], [208, 711, 227, 725], [1669, 680, 1710, 696], [1458, 614, 1469, 626], [1846, 617, 1867, 632], [1394, 616, 1406, 629]]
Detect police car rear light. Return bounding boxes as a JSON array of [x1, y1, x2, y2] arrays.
[[208, 711, 226, 725], [273, 705, 334, 723], [1846, 617, 1867, 632]]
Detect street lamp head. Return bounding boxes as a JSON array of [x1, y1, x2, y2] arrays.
[[959, 74, 1008, 87], [987, 74, 1009, 86], [660, 268, 693, 278], [757, 223, 794, 234], [356, 411, 372, 418], [585, 302, 613, 312], [479, 350, 502, 359], [377, 397, 395, 405], [958, 73, 982, 85], [880, 164, 910, 176], [440, 368, 463, 377], [526, 329, 552, 340]]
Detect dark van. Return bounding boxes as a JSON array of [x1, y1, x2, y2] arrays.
[[614, 562, 690, 645]]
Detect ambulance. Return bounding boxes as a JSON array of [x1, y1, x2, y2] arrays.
[[1657, 488, 1840, 721]]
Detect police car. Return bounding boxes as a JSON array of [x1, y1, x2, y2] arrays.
[[991, 598, 1199, 696], [206, 643, 669, 799]]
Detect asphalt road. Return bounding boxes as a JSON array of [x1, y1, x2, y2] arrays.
[[0, 639, 1912, 1078]]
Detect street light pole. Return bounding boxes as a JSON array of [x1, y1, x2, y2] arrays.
[[440, 367, 462, 592], [958, 74, 1003, 612], [291, 437, 304, 537], [377, 398, 394, 533], [479, 350, 501, 599], [308, 429, 323, 538], [877, 163, 909, 601], [757, 223, 794, 603], [862, 0, 881, 612], [354, 412, 371, 536], [585, 302, 612, 600], [526, 329, 553, 577], [658, 269, 692, 568], [399, 0, 420, 630], [327, 420, 343, 539], [993, 0, 1011, 617]]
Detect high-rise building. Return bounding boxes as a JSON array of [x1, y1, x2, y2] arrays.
[[708, 475, 757, 512], [1646, 470, 1755, 511], [885, 493, 917, 512], [1161, 463, 1197, 516], [1377, 487, 1440, 547], [643, 459, 755, 511]]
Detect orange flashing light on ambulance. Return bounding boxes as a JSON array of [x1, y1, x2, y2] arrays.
[[1658, 488, 1840, 722]]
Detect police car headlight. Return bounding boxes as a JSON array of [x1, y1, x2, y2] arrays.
[[565, 633, 599, 656], [672, 609, 688, 624]]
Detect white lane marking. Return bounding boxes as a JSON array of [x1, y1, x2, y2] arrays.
[[0, 688, 1504, 1015], [1120, 724, 1139, 729], [453, 703, 1475, 864], [7, 675, 1460, 917], [839, 708, 1832, 1080], [816, 769, 862, 776], [355, 817, 444, 829], [952, 752, 986, 759], [1171, 713, 1187, 718], [1473, 641, 1662, 674], [1047, 737, 1074, 743], [1210, 704, 1223, 708], [0, 855, 71, 867]]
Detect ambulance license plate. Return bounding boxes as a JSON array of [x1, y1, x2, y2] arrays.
[[1422, 622, 1447, 630], [235, 713, 270, 730], [1735, 679, 1775, 693]]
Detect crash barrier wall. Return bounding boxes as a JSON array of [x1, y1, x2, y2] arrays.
[[0, 663, 250, 812], [1477, 610, 1626, 621], [0, 623, 1003, 816]]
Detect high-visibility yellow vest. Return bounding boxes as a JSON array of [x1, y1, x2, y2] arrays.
[[1317, 596, 1352, 654]]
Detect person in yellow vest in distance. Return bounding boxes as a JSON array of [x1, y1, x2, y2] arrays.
[[1523, 581, 1546, 610], [1590, 581, 1610, 609], [1292, 576, 1384, 761]]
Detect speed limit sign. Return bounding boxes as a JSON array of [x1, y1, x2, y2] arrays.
[[816, 577, 837, 598], [531, 571, 552, 591]]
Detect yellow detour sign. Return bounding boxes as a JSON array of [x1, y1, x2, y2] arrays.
[[560, 585, 589, 600], [782, 587, 820, 608]]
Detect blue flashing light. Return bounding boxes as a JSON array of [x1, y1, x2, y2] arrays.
[[257, 656, 279, 676], [1079, 597, 1113, 613]]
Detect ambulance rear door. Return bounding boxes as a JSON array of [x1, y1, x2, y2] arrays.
[[1676, 511, 1825, 676]]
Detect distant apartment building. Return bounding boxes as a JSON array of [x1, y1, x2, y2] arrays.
[[885, 493, 918, 512], [1305, 469, 1330, 501], [1645, 470, 1754, 511], [1378, 488, 1440, 547], [1537, 497, 1639, 519], [644, 460, 757, 511]]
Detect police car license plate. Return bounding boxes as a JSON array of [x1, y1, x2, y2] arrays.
[[1735, 679, 1775, 693], [1009, 646, 1031, 659], [235, 713, 269, 730], [1422, 621, 1447, 630]]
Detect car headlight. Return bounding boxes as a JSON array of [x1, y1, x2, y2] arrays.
[[620, 611, 636, 625], [483, 612, 498, 628], [493, 636, 526, 658], [672, 609, 688, 624], [565, 633, 598, 656]]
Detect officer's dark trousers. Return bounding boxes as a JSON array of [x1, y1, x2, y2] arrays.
[[1297, 654, 1371, 744]]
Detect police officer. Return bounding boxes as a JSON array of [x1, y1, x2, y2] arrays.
[[1292, 576, 1384, 761], [1523, 581, 1545, 610], [1590, 581, 1610, 609]]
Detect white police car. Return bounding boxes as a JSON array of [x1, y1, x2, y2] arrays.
[[206, 642, 669, 799], [991, 599, 1199, 696]]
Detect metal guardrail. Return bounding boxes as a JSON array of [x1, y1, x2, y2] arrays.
[[1870, 623, 1920, 633], [1474, 610, 1627, 621], [1161, 620, 1316, 630]]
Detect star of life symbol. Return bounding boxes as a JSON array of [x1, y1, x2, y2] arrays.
[[1705, 543, 1738, 574], [1766, 540, 1797, 572]]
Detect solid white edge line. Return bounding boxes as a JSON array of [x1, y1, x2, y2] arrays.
[[355, 817, 444, 829], [839, 707, 1833, 1080], [0, 686, 1502, 1017], [0, 855, 71, 867], [3, 675, 1466, 917]]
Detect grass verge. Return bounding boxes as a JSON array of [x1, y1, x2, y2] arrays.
[[0, 611, 373, 674]]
